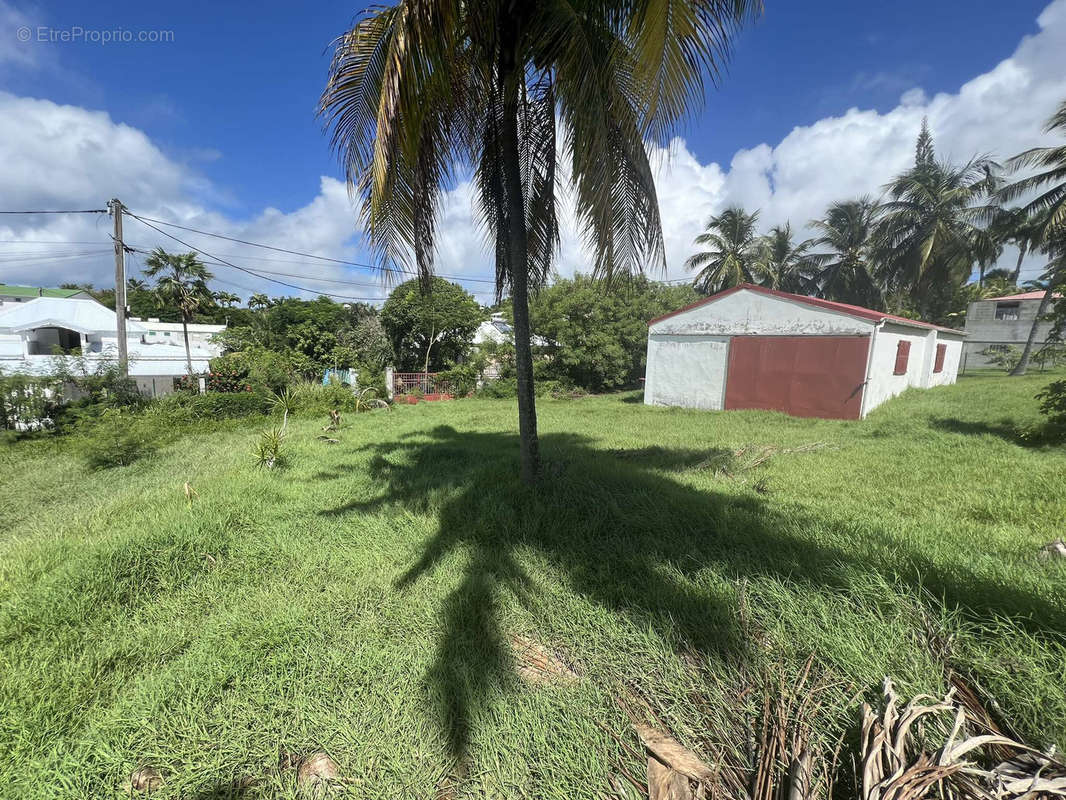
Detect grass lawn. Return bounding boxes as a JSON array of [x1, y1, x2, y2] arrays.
[[1, 373, 1064, 798]]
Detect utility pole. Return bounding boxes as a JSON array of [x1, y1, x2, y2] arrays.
[[109, 198, 128, 375]]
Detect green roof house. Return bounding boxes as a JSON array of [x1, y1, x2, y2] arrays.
[[0, 284, 94, 302]]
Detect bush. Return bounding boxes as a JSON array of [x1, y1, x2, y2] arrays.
[[438, 363, 480, 397], [210, 348, 294, 394], [475, 379, 516, 398], [0, 374, 60, 431], [154, 391, 270, 421], [76, 409, 159, 469], [291, 382, 359, 415]]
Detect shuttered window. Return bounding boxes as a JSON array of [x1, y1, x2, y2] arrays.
[[933, 343, 947, 373], [893, 340, 911, 375]]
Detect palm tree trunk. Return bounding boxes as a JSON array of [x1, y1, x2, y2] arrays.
[[1009, 284, 1054, 376], [1010, 246, 1025, 285], [182, 313, 194, 378], [500, 37, 540, 486]]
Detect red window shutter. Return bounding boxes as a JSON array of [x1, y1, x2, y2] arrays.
[[933, 343, 947, 373], [893, 340, 911, 375]]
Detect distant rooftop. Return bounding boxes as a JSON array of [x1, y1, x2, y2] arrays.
[[983, 290, 1063, 302], [0, 284, 87, 299]]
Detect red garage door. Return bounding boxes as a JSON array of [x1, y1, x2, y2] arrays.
[[725, 336, 870, 419]]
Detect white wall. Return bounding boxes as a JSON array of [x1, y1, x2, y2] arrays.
[[644, 334, 729, 410], [651, 290, 872, 337], [927, 337, 963, 388], [862, 324, 963, 415]]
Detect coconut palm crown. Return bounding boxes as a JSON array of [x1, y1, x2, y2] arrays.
[[319, 0, 760, 483]]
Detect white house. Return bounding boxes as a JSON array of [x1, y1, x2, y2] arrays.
[[0, 296, 225, 396], [645, 283, 965, 419]]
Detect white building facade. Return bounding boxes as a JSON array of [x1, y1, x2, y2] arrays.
[[645, 284, 965, 419], [0, 296, 225, 396]]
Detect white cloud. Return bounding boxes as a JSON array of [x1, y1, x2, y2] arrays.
[[0, 0, 39, 71], [2, 0, 1066, 300]]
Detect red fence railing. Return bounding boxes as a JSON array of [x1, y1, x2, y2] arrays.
[[392, 372, 453, 398]]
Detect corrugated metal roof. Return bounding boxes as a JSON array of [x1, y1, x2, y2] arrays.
[[0, 297, 146, 334], [649, 283, 966, 334], [982, 290, 1062, 302]]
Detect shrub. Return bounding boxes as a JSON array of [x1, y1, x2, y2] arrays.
[[981, 345, 1021, 372], [50, 353, 145, 409], [76, 409, 159, 469], [210, 348, 294, 394], [155, 391, 269, 421], [0, 374, 60, 431], [291, 382, 358, 415], [438, 363, 480, 397], [475, 378, 517, 399]]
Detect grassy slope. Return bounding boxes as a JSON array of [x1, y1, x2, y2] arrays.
[[1, 374, 1064, 798]]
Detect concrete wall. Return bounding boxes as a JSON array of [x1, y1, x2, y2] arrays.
[[644, 334, 729, 410], [963, 297, 1055, 367]]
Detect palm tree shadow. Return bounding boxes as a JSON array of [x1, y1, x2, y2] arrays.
[[319, 424, 1064, 763]]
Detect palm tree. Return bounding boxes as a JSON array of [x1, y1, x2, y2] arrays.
[[319, 0, 759, 484], [684, 207, 762, 294], [142, 248, 214, 376], [248, 293, 270, 311], [874, 157, 999, 323], [993, 207, 1039, 285], [999, 99, 1066, 375], [804, 198, 883, 309], [214, 291, 240, 308], [126, 278, 147, 292], [753, 223, 812, 293]]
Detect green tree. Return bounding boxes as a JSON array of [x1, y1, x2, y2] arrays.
[[318, 0, 758, 484], [1000, 99, 1066, 375], [753, 223, 812, 292], [350, 316, 394, 371], [805, 198, 883, 309], [142, 248, 214, 376], [874, 157, 999, 323], [248, 293, 270, 311], [530, 275, 697, 391], [380, 278, 483, 373], [684, 207, 762, 293]]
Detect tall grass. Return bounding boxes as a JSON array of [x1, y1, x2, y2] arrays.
[[0, 373, 1063, 798]]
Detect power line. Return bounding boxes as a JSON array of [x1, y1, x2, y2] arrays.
[[124, 215, 399, 302], [0, 209, 108, 214], [0, 240, 113, 245], [126, 211, 500, 286]]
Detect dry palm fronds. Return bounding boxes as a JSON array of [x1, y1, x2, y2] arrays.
[[695, 443, 833, 477], [1038, 539, 1066, 560], [860, 678, 1066, 800], [510, 634, 578, 686], [127, 766, 163, 794]]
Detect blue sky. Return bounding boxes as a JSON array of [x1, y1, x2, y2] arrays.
[[0, 0, 1063, 298]]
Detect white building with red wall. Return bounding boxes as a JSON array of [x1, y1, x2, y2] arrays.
[[645, 284, 965, 419]]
